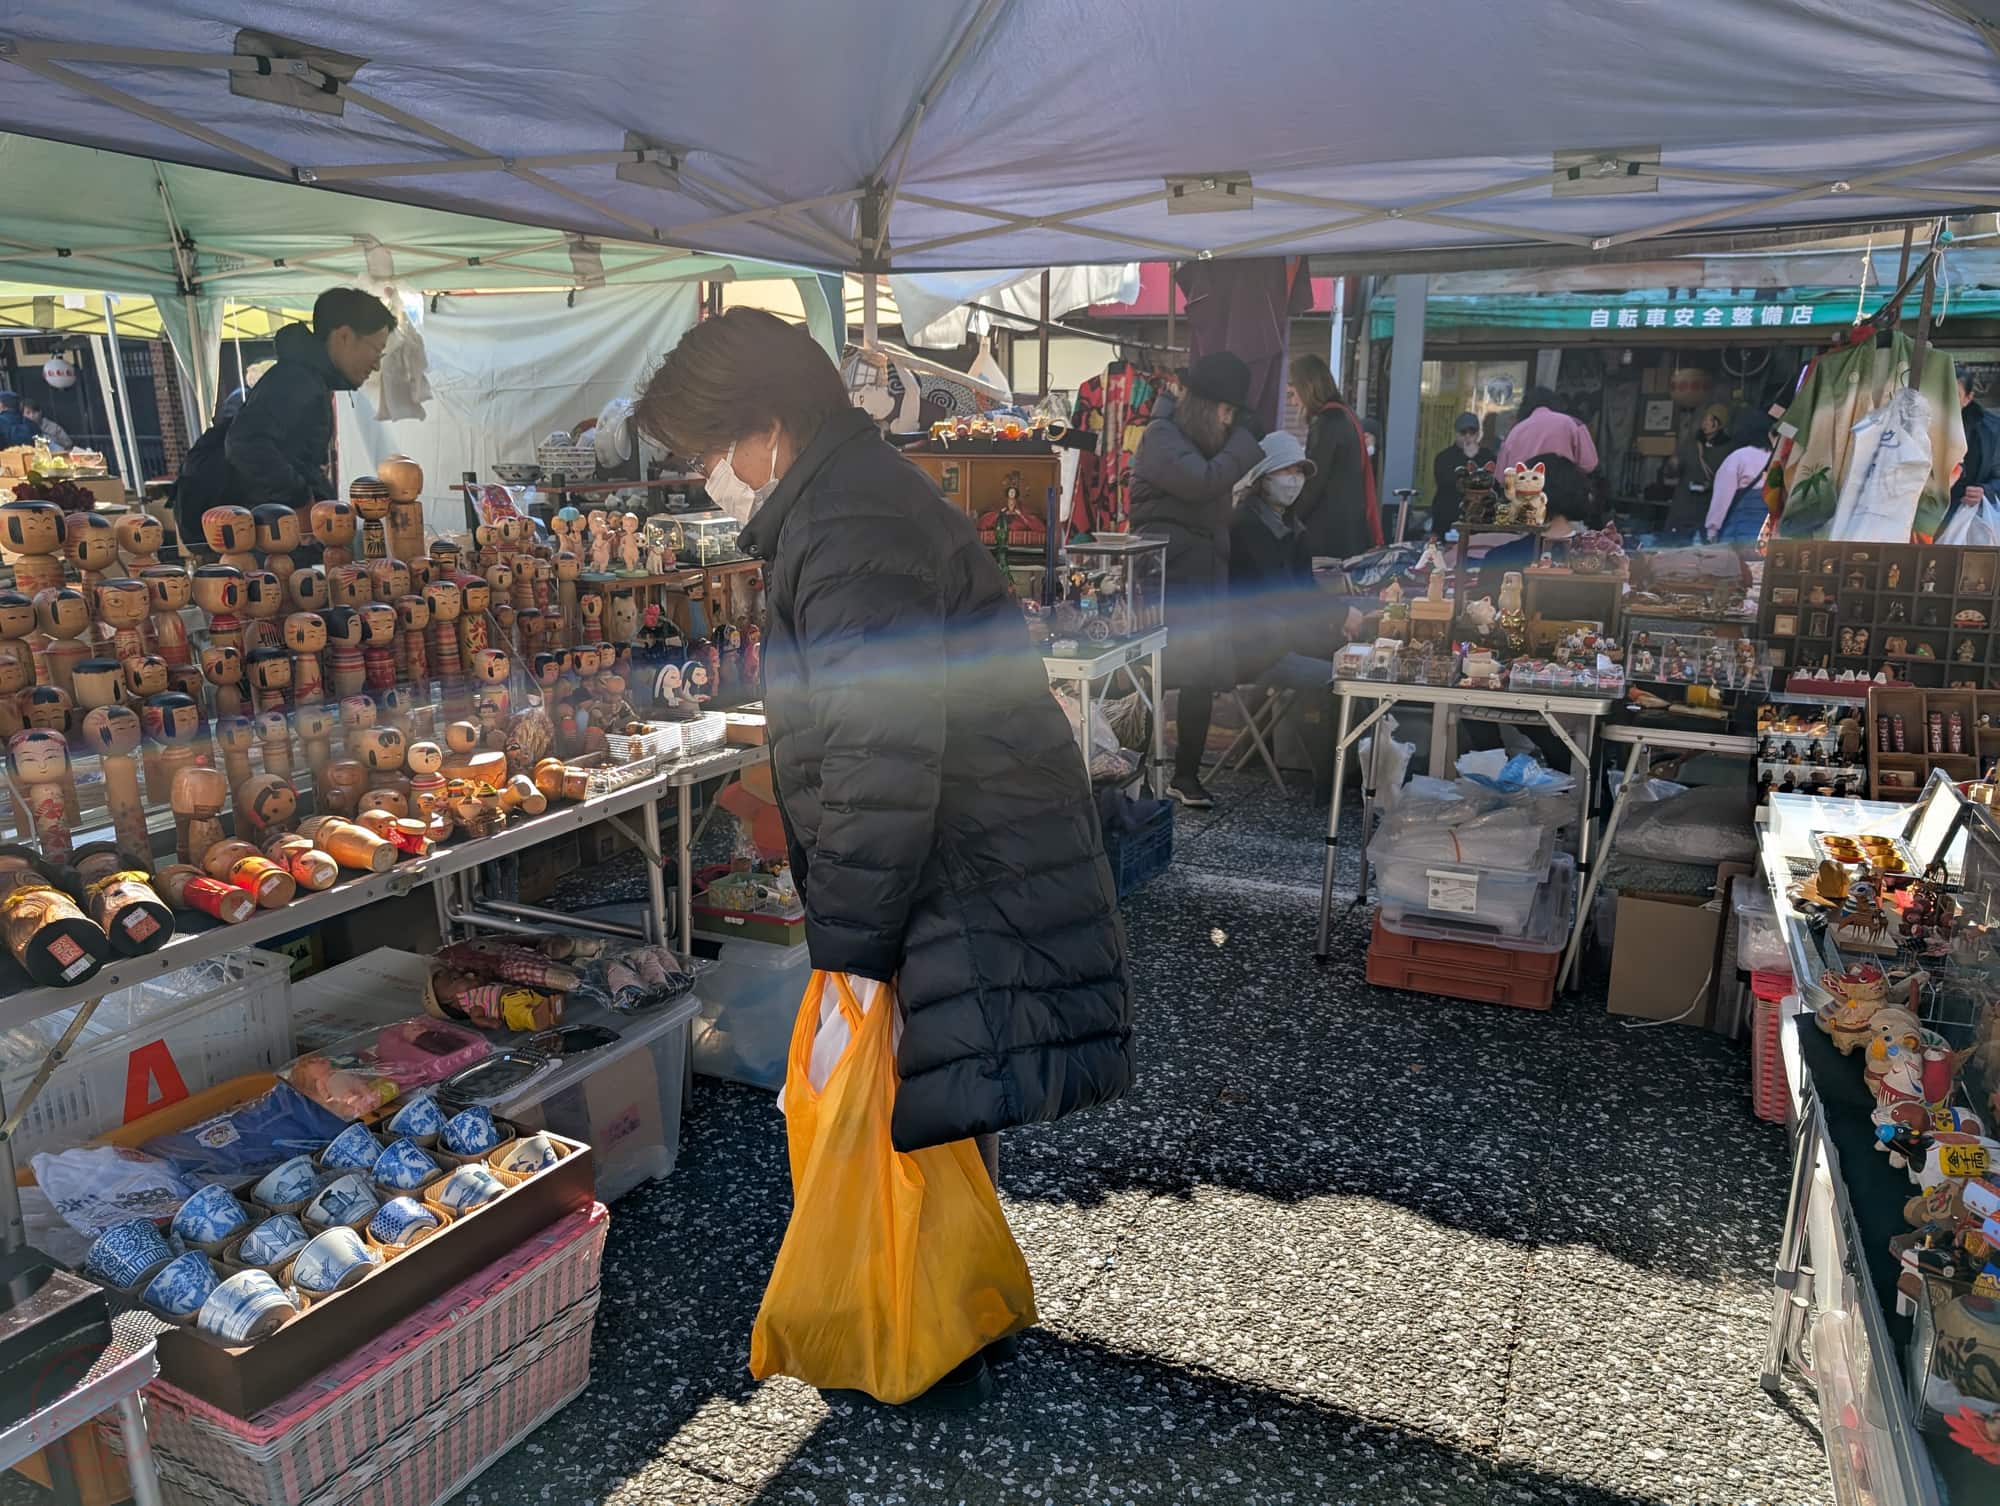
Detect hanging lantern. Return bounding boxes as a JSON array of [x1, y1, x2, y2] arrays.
[[41, 356, 75, 391], [1668, 366, 1713, 408]]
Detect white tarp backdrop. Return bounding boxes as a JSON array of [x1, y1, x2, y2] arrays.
[[334, 283, 700, 533], [890, 265, 1142, 348], [7, 4, 2000, 271]]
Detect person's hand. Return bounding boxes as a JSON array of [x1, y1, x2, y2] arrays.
[[1968, 485, 1985, 505]]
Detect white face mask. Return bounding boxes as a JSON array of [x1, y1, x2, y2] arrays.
[[1457, 433, 1481, 456], [1264, 472, 1306, 507], [706, 435, 780, 523]]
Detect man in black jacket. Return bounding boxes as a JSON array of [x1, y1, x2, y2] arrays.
[[222, 287, 392, 512], [1430, 411, 1493, 537]]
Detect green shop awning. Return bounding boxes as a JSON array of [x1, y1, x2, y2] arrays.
[[1367, 287, 2000, 339]]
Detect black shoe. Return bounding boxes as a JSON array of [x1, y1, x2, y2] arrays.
[[1169, 777, 1216, 810], [984, 1332, 1023, 1367]]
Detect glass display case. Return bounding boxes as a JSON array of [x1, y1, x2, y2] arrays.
[[1057, 534, 1167, 643], [677, 513, 746, 566], [1622, 628, 1769, 692]]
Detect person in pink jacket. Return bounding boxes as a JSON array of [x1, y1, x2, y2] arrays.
[[1496, 387, 1599, 474]]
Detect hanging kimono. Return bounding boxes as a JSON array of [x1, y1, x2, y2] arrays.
[[1067, 363, 1159, 533]]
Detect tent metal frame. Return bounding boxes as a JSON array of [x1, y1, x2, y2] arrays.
[[13, 22, 2000, 275]]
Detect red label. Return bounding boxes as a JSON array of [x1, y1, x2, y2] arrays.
[[123, 1039, 190, 1123], [122, 911, 160, 943], [45, 936, 82, 966]]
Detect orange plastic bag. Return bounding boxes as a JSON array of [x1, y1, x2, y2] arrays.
[[749, 971, 1035, 1402]]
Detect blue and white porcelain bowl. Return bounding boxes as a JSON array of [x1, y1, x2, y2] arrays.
[[440, 1106, 502, 1158], [290, 1227, 381, 1295], [141, 1250, 218, 1320], [367, 1197, 441, 1249], [304, 1174, 379, 1231], [252, 1154, 320, 1209], [317, 1122, 384, 1174], [237, 1213, 311, 1270], [197, 1269, 297, 1344], [373, 1138, 442, 1192], [495, 1133, 561, 1176], [432, 1164, 507, 1214], [386, 1092, 446, 1142], [171, 1184, 251, 1248], [85, 1218, 173, 1289]]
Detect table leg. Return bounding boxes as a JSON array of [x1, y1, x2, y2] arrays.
[[1314, 692, 1354, 959], [1761, 1097, 1821, 1394], [1149, 646, 1165, 797], [1558, 738, 1645, 993], [1078, 674, 1094, 784], [675, 784, 694, 959], [117, 1392, 165, 1506], [643, 795, 669, 948]]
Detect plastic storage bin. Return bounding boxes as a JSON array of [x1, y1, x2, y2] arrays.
[[1104, 802, 1173, 899], [0, 950, 292, 1162], [1379, 853, 1574, 951], [692, 938, 812, 1091], [1732, 881, 1790, 974], [1369, 826, 1555, 934]]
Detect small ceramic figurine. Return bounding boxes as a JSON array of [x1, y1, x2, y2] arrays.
[[1923, 559, 1940, 594], [1887, 562, 1902, 590]]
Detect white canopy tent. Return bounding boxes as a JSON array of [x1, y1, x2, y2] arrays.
[[3, 3, 2000, 276]]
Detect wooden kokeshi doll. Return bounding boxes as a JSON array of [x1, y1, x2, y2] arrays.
[[233, 773, 298, 840], [485, 562, 514, 612], [81, 865, 174, 956], [241, 571, 286, 652], [360, 603, 398, 692], [318, 758, 368, 819], [253, 504, 301, 586], [349, 477, 391, 561], [442, 718, 483, 766], [0, 649, 31, 739], [198, 644, 245, 724], [264, 831, 337, 892], [514, 606, 544, 661], [0, 591, 34, 667], [140, 565, 194, 667], [0, 501, 65, 596], [94, 578, 151, 667], [405, 553, 434, 593], [192, 565, 247, 655], [380, 453, 424, 517], [246, 646, 292, 715], [0, 879, 111, 986], [255, 710, 295, 782], [142, 690, 201, 809], [153, 862, 255, 925], [376, 685, 419, 737], [531, 554, 554, 617], [215, 715, 256, 796], [31, 587, 88, 709], [9, 728, 73, 865], [165, 662, 206, 707], [297, 813, 396, 872], [329, 562, 371, 611], [64, 512, 118, 593], [471, 521, 500, 573], [358, 726, 409, 807], [113, 512, 163, 572], [388, 494, 427, 569], [509, 552, 536, 617], [283, 612, 328, 706], [491, 601, 516, 658], [430, 539, 464, 577], [368, 558, 411, 606], [395, 594, 430, 688], [80, 704, 149, 869], [577, 592, 604, 645], [310, 500, 358, 569], [321, 606, 366, 700], [338, 693, 377, 759], [406, 740, 446, 821], [201, 838, 295, 910], [456, 575, 493, 659], [71, 657, 124, 718], [475, 688, 511, 749], [170, 763, 228, 868], [424, 579, 465, 687], [554, 552, 581, 646], [294, 704, 337, 790], [287, 563, 329, 615], [202, 506, 258, 572]]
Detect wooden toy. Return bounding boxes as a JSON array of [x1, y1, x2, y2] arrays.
[[241, 570, 287, 651], [79, 704, 149, 870], [140, 565, 193, 667], [0, 880, 110, 984], [252, 504, 301, 585], [81, 868, 173, 956], [193, 565, 247, 655], [360, 603, 398, 692], [284, 611, 328, 706], [215, 716, 256, 795], [8, 728, 72, 864], [255, 709, 294, 780], [264, 832, 337, 891], [153, 862, 256, 924], [0, 501, 66, 595], [297, 814, 396, 872], [245, 645, 292, 715], [64, 512, 117, 592], [318, 759, 368, 818], [349, 477, 392, 560], [396, 594, 430, 687], [202, 506, 257, 572], [202, 838, 295, 909], [310, 499, 357, 568], [287, 563, 329, 614], [142, 691, 201, 809], [199, 644, 246, 723], [170, 764, 228, 867], [322, 605, 366, 699], [294, 704, 337, 790], [113, 513, 163, 572]]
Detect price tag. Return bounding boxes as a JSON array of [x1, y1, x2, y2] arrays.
[[1977, 1264, 2000, 1299], [1426, 869, 1479, 915], [1931, 1105, 1958, 1132], [1942, 1143, 1992, 1178]]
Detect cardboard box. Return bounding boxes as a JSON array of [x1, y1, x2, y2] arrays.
[[1608, 891, 1724, 1025], [1634, 435, 1677, 457]]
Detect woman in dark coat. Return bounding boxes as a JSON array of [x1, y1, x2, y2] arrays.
[[1288, 352, 1380, 561], [1128, 353, 1264, 809]]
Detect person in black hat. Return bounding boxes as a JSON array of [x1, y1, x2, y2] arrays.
[[1130, 351, 1263, 809], [1430, 411, 1493, 538]]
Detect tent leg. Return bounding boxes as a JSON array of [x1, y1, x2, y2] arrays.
[[88, 333, 136, 492], [862, 276, 879, 352], [102, 300, 144, 496], [1038, 271, 1051, 397], [1912, 242, 1939, 390]]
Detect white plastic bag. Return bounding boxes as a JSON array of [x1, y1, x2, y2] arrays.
[[779, 973, 898, 1116], [1830, 387, 1934, 542], [31, 1145, 195, 1237], [1937, 496, 2000, 547], [1359, 715, 1414, 807]]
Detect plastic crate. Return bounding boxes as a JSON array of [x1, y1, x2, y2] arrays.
[[0, 950, 292, 1163], [1103, 803, 1173, 899], [692, 938, 811, 1091], [133, 1204, 607, 1506], [1369, 825, 1556, 933], [1732, 881, 1789, 974], [1380, 853, 1574, 955]]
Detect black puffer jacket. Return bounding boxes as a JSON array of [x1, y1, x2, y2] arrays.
[[739, 408, 1133, 1152], [223, 323, 354, 508]]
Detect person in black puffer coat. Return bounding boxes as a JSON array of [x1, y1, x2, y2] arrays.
[[635, 309, 1133, 1171]]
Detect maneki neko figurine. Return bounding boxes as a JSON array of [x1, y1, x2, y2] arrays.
[[253, 504, 301, 585], [64, 512, 118, 592], [141, 565, 193, 668], [8, 728, 74, 865], [193, 565, 247, 655], [0, 500, 66, 595], [202, 505, 258, 572], [242, 570, 288, 652], [348, 476, 391, 560], [310, 499, 358, 568], [113, 512, 163, 573], [79, 704, 148, 869]]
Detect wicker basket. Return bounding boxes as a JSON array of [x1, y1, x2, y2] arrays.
[[533, 441, 598, 478], [661, 713, 727, 762]]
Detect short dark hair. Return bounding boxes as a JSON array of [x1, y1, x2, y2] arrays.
[[634, 307, 849, 459], [312, 287, 394, 340]]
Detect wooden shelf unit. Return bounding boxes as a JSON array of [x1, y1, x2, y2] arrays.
[[1865, 684, 1997, 800], [1763, 540, 2000, 691]]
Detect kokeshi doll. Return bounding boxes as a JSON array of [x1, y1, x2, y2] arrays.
[[339, 694, 377, 759], [202, 838, 295, 909], [296, 813, 396, 872], [510, 556, 536, 618], [33, 586, 90, 700], [82, 868, 173, 956], [555, 552, 581, 646], [388, 499, 426, 570], [255, 710, 295, 780], [71, 656, 124, 720], [234, 772, 297, 837], [367, 558, 410, 607], [144, 691, 202, 810], [424, 579, 465, 687], [358, 726, 409, 806], [284, 612, 328, 707], [475, 688, 511, 749], [140, 565, 193, 667], [309, 499, 357, 569], [492, 601, 516, 658], [577, 592, 604, 645], [202, 506, 257, 573], [319, 758, 368, 818], [246, 646, 292, 716], [471, 522, 500, 574], [397, 595, 430, 688], [294, 704, 336, 790], [264, 832, 337, 892], [81, 704, 149, 869], [406, 553, 434, 593], [321, 606, 366, 699], [376, 686, 418, 737], [533, 756, 593, 804], [95, 578, 151, 666], [8, 729, 73, 865], [199, 645, 246, 724], [328, 562, 370, 612], [165, 662, 205, 704], [253, 504, 301, 587], [287, 563, 329, 616], [500, 772, 547, 817], [357, 808, 432, 857], [64, 512, 118, 593], [458, 576, 492, 658], [0, 591, 35, 668], [485, 562, 514, 615], [406, 740, 446, 822], [0, 881, 111, 986], [124, 655, 170, 708], [241, 571, 286, 652], [0, 501, 66, 596], [532, 555, 554, 617], [193, 565, 247, 655], [360, 603, 398, 692], [514, 607, 543, 661], [349, 477, 391, 561], [0, 650, 31, 739], [215, 716, 256, 796], [170, 764, 228, 867], [430, 539, 464, 581], [154, 862, 256, 925], [113, 513, 163, 573]]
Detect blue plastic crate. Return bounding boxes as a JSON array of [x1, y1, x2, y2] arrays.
[[1104, 803, 1173, 898]]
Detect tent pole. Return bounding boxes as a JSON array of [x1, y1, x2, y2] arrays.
[[1166, 264, 1178, 358], [862, 277, 879, 352], [181, 293, 207, 432], [1912, 249, 1940, 390], [1328, 276, 1347, 393], [1038, 272, 1050, 397], [230, 300, 246, 399], [1895, 223, 1916, 289], [101, 300, 144, 496], [86, 333, 135, 492]]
